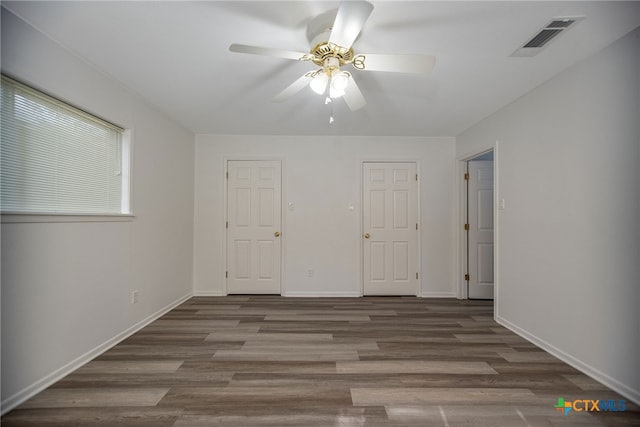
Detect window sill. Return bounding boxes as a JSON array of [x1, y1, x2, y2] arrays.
[[1, 212, 135, 224]]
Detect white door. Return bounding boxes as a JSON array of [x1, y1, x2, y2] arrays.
[[363, 162, 419, 296], [467, 160, 494, 299], [227, 160, 281, 294]]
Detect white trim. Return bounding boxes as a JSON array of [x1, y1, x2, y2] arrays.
[[420, 291, 457, 298], [223, 157, 285, 296], [455, 144, 498, 304], [222, 156, 229, 296], [455, 159, 468, 300], [280, 158, 287, 296], [0, 292, 193, 415], [357, 157, 364, 297], [120, 128, 133, 214], [496, 314, 640, 406], [417, 160, 422, 297], [360, 159, 421, 297], [493, 141, 500, 319], [193, 290, 226, 297], [1, 213, 135, 224], [283, 291, 362, 298]]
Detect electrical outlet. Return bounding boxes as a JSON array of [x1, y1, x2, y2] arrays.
[[131, 290, 139, 304], [307, 268, 314, 277]]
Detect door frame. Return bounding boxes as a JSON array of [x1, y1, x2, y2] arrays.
[[456, 144, 499, 312], [223, 157, 286, 296], [359, 159, 421, 297], [466, 158, 495, 299]]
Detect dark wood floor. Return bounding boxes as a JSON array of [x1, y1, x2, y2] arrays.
[[3, 296, 638, 426]]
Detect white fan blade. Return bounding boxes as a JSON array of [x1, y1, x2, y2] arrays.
[[328, 1, 374, 50], [273, 73, 312, 102], [357, 53, 436, 74], [343, 77, 366, 111], [229, 44, 309, 61]]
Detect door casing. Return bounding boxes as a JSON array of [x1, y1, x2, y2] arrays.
[[223, 157, 286, 295], [456, 145, 499, 313], [360, 160, 421, 297], [467, 159, 495, 299]]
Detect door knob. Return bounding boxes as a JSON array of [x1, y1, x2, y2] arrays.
[[274, 231, 281, 237], [364, 233, 370, 239]]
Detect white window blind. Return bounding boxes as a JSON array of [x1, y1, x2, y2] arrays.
[[1, 75, 129, 215]]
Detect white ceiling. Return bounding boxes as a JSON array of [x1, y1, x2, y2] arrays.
[[3, 1, 639, 136]]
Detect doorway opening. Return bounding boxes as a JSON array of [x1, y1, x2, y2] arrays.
[[461, 150, 495, 300]]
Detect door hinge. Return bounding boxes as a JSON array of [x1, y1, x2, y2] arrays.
[[464, 172, 470, 181], [464, 274, 470, 281], [416, 272, 419, 279], [464, 223, 470, 231], [226, 271, 228, 278], [226, 221, 228, 228], [416, 223, 419, 230], [226, 171, 229, 179], [416, 173, 419, 181]]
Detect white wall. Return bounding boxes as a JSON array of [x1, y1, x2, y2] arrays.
[[457, 28, 640, 403], [194, 135, 456, 298], [0, 9, 195, 411]]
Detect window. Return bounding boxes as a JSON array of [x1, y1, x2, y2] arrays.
[[1, 75, 130, 215]]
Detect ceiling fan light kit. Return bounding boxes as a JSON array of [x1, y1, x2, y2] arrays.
[[308, 56, 350, 99], [229, 0, 436, 122]]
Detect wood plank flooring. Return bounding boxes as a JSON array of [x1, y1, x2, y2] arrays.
[[3, 297, 638, 426]]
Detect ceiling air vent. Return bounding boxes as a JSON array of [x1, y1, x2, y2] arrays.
[[511, 16, 584, 57], [523, 29, 563, 48]]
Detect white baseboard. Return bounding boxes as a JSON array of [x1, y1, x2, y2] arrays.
[[496, 314, 640, 406], [193, 290, 226, 296], [1, 292, 193, 415], [420, 291, 457, 298], [193, 290, 458, 298], [284, 292, 458, 298], [283, 291, 362, 298]]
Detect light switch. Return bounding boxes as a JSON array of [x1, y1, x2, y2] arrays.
[[499, 198, 506, 210]]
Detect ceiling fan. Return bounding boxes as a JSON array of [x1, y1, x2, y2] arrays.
[[229, 1, 436, 116]]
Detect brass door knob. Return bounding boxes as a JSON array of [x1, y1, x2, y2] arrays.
[[274, 231, 281, 237], [364, 233, 370, 239]]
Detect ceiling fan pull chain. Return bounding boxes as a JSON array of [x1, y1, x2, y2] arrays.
[[325, 96, 335, 124]]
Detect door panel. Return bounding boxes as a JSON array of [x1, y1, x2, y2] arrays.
[[258, 188, 274, 226], [363, 162, 418, 295], [393, 191, 409, 228], [393, 242, 409, 280], [234, 240, 251, 279], [257, 240, 274, 279], [235, 188, 251, 226], [227, 160, 281, 294], [370, 191, 386, 228], [478, 243, 494, 283], [468, 160, 494, 299], [370, 242, 386, 280]]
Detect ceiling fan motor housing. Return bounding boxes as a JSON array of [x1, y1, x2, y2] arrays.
[[307, 9, 355, 68], [310, 42, 354, 67]]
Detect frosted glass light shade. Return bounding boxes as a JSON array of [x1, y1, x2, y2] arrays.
[[329, 71, 349, 98], [310, 73, 329, 95]]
